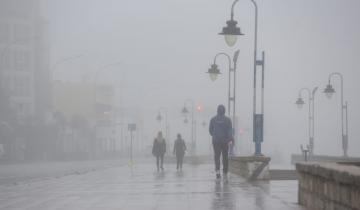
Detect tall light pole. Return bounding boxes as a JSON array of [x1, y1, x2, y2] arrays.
[[323, 72, 349, 157], [181, 99, 195, 155], [207, 51, 239, 120], [219, 0, 265, 156], [207, 51, 239, 155], [295, 87, 318, 155]]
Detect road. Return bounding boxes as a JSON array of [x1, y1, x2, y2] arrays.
[[0, 162, 304, 210]]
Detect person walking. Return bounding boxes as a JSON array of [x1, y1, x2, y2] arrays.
[[209, 105, 233, 179], [173, 134, 186, 171], [152, 131, 166, 172]]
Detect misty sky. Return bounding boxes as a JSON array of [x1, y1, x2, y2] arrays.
[[44, 0, 360, 159]]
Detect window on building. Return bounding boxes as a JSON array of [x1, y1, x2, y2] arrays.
[[13, 50, 30, 71], [0, 23, 10, 43], [13, 75, 31, 97], [16, 102, 31, 116], [2, 75, 11, 92], [0, 49, 11, 70], [13, 24, 31, 44]]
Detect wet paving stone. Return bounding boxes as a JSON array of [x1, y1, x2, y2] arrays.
[[0, 163, 304, 210]]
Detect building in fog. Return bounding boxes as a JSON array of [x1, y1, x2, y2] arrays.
[[0, 0, 50, 160], [0, 0, 50, 123], [52, 81, 117, 158]]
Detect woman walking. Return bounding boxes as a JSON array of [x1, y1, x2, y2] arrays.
[[152, 131, 166, 171], [173, 134, 186, 171]]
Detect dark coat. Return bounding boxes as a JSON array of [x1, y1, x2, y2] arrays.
[[173, 138, 186, 156], [209, 106, 233, 143], [152, 138, 166, 156]]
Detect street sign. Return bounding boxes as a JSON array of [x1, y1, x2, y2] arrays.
[[253, 114, 263, 143], [128, 123, 136, 131]]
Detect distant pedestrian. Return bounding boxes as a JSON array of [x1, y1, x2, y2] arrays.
[[152, 131, 166, 171], [209, 105, 233, 179], [173, 134, 186, 170]]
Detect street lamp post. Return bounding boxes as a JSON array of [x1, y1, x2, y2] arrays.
[[219, 0, 265, 156], [323, 72, 349, 157], [156, 107, 169, 151], [207, 51, 239, 155], [181, 100, 195, 155], [295, 87, 318, 155], [207, 51, 240, 123]]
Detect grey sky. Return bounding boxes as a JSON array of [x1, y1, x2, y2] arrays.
[[45, 0, 360, 158]]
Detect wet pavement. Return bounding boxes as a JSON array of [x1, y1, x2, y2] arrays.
[[0, 162, 304, 210], [0, 160, 124, 185]]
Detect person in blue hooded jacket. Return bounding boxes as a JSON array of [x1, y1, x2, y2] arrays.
[[209, 105, 233, 179]]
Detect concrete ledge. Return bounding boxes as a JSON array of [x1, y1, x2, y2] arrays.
[[230, 156, 271, 180], [296, 162, 360, 210]]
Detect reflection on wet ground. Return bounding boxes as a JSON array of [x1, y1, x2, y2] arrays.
[[0, 163, 304, 210]]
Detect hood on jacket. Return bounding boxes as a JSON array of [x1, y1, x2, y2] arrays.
[[217, 105, 226, 116]]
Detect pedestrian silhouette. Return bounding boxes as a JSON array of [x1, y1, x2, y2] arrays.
[[173, 133, 186, 170], [209, 105, 233, 179], [152, 131, 166, 172]]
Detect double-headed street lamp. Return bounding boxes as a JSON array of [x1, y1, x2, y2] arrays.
[[207, 51, 239, 155], [181, 100, 195, 155], [207, 51, 240, 124], [295, 87, 318, 156], [219, 0, 265, 156], [323, 72, 349, 157]]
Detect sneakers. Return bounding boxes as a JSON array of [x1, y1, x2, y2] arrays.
[[215, 171, 229, 180]]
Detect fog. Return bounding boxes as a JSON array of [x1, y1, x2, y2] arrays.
[[1, 0, 360, 165]]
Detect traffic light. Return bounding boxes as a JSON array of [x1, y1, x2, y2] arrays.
[[196, 104, 203, 112]]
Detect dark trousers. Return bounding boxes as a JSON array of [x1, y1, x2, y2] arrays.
[[156, 155, 164, 170], [176, 154, 184, 169], [213, 141, 229, 174]]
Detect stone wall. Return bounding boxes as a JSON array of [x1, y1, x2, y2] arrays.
[[291, 154, 360, 165], [296, 162, 360, 210]]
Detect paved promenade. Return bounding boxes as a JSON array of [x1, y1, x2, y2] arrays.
[[0, 162, 304, 210]]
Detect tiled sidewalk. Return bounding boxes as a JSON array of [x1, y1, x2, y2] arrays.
[[0, 163, 304, 210]]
